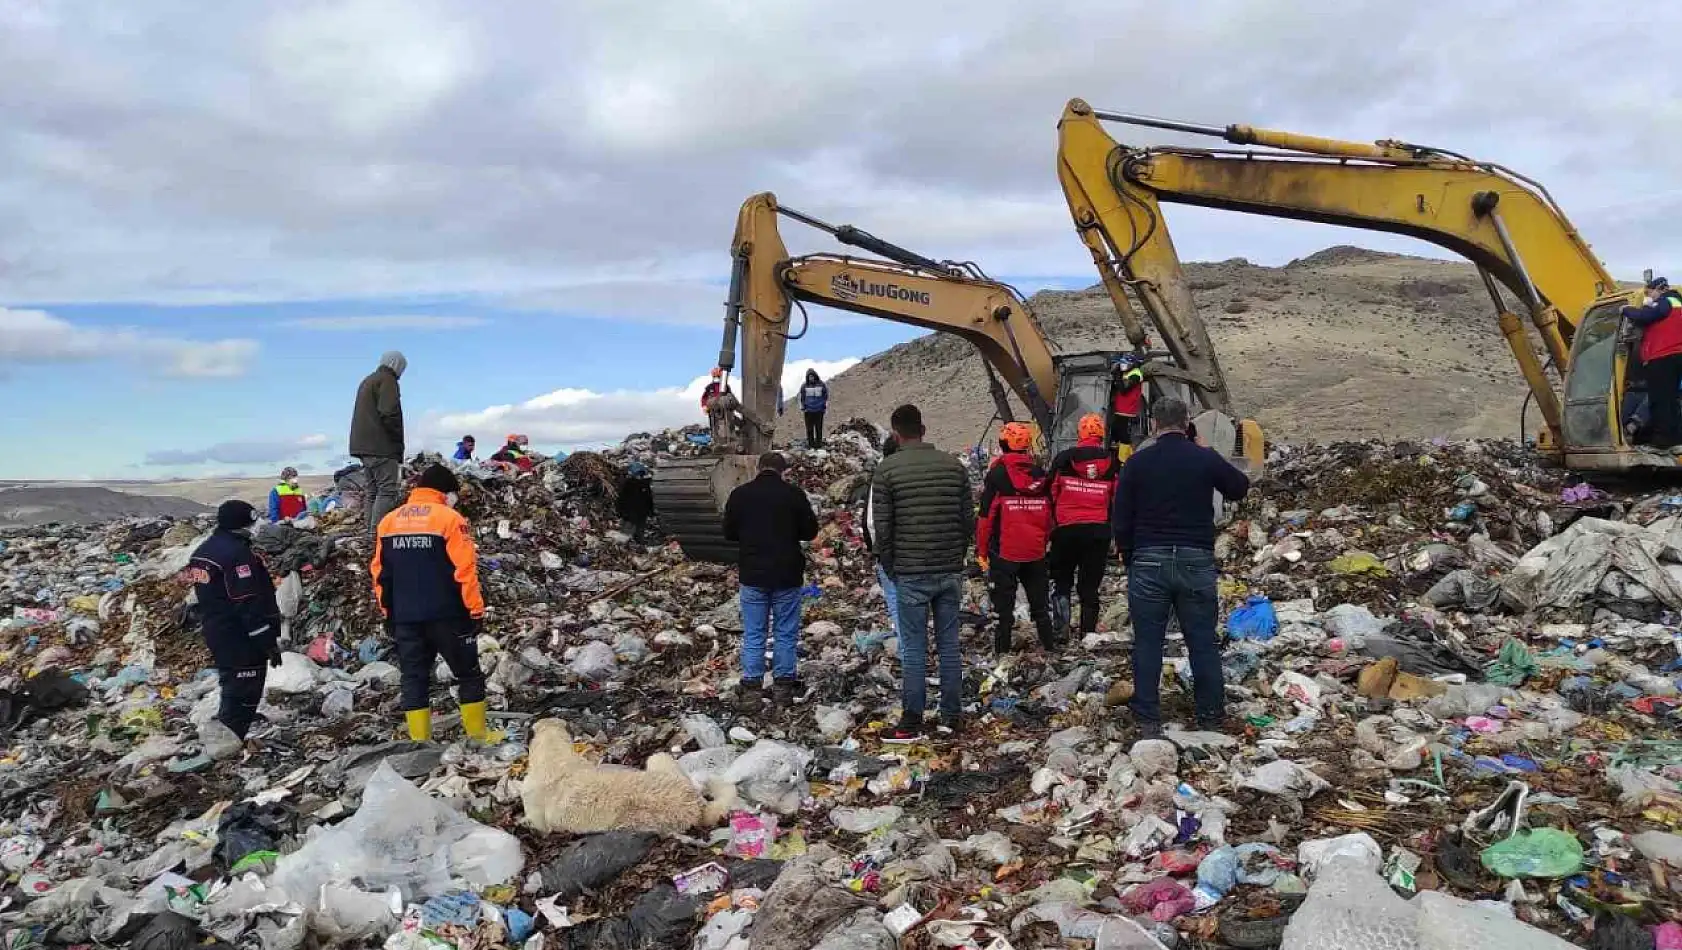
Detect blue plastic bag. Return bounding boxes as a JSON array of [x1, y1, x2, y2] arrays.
[[1226, 596, 1277, 642]]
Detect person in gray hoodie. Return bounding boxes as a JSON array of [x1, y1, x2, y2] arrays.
[[350, 351, 407, 535]]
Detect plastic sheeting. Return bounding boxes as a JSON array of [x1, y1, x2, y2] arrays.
[[1502, 517, 1682, 611]]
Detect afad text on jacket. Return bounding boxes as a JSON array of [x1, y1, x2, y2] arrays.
[[977, 452, 1052, 562]]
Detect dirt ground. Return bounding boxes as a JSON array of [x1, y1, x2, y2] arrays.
[[788, 247, 1536, 449]]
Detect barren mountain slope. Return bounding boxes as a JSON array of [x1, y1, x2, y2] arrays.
[[782, 247, 1534, 448]]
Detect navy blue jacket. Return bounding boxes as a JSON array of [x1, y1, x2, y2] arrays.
[[1112, 432, 1250, 561], [799, 381, 829, 413], [724, 472, 820, 590], [189, 530, 282, 667]]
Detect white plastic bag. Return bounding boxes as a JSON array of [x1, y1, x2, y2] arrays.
[[568, 641, 619, 682], [266, 653, 319, 695], [273, 761, 522, 903], [723, 740, 812, 815]]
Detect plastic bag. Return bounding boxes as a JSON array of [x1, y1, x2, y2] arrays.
[[1479, 828, 1584, 879], [749, 846, 870, 950], [569, 641, 619, 682], [682, 715, 728, 749], [723, 740, 812, 814], [276, 572, 303, 619], [1227, 596, 1278, 642], [1120, 878, 1195, 922], [216, 801, 298, 874], [1329, 551, 1387, 576], [1484, 639, 1539, 687], [266, 653, 319, 695], [1323, 603, 1385, 639], [273, 761, 522, 902], [538, 832, 656, 900], [1130, 739, 1179, 780], [830, 806, 902, 834], [1297, 833, 1381, 878], [811, 910, 894, 950]]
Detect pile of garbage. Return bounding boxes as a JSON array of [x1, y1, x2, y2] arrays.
[[0, 431, 1681, 950]]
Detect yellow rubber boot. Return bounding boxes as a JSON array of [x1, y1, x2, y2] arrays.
[[405, 709, 432, 742], [460, 701, 489, 742]]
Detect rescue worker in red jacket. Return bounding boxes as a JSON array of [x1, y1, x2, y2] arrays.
[[371, 464, 490, 743], [1624, 276, 1682, 451], [976, 422, 1058, 655], [1110, 355, 1147, 447], [1048, 413, 1120, 638]]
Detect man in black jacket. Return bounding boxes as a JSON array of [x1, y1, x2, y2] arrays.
[[724, 452, 820, 713], [1113, 398, 1249, 738], [349, 351, 407, 535], [188, 501, 283, 740], [616, 462, 655, 542]]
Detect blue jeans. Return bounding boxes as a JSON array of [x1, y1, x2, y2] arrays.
[[1128, 546, 1224, 724], [894, 573, 964, 720], [740, 586, 802, 684], [876, 565, 902, 661]]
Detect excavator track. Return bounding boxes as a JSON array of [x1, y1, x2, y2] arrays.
[[652, 456, 758, 564]]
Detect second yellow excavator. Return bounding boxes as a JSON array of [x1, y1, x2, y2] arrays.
[[1055, 98, 1658, 473], [654, 193, 1264, 562]]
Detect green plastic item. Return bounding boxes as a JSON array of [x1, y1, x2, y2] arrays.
[[1328, 551, 1388, 576], [1480, 828, 1584, 878], [1486, 638, 1540, 686]]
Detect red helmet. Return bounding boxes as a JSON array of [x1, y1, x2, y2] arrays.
[[999, 422, 1033, 452], [711, 367, 724, 379]]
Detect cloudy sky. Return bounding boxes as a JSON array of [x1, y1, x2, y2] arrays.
[[1, 1, 1674, 479]]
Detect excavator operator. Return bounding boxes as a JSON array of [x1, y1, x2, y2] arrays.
[[1624, 276, 1682, 452]]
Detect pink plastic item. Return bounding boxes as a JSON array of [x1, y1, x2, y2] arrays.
[[1655, 921, 1682, 950]]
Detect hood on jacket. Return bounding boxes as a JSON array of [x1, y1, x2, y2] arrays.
[[379, 350, 408, 378], [994, 451, 1046, 492], [805, 370, 820, 384]]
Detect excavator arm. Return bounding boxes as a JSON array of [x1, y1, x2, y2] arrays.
[[1057, 99, 1643, 461], [719, 192, 1057, 456]]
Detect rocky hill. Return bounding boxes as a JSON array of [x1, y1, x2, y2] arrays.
[[0, 486, 209, 529], [783, 247, 1535, 448]]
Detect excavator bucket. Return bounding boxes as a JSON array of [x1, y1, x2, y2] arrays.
[[652, 455, 761, 563]]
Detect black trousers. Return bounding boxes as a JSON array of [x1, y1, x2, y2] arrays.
[[1646, 353, 1682, 447], [803, 411, 825, 448], [1110, 413, 1142, 447], [217, 666, 266, 739], [989, 558, 1054, 650], [393, 620, 486, 711], [1050, 529, 1111, 633]]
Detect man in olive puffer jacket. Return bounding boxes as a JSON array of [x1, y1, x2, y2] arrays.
[[871, 404, 974, 741]]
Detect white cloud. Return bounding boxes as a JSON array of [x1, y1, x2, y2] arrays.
[[0, 307, 258, 378], [0, 2, 1674, 308], [282, 315, 490, 331], [429, 358, 861, 448], [143, 433, 330, 466]]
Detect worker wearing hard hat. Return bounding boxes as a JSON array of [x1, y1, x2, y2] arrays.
[[976, 422, 1058, 655], [1110, 355, 1147, 449], [1624, 276, 1682, 452], [701, 367, 725, 413], [267, 467, 308, 522], [1047, 413, 1120, 638], [371, 464, 491, 743]]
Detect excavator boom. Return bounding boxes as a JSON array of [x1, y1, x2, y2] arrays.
[[1057, 99, 1650, 469]]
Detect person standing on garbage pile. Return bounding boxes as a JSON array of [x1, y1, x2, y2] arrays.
[[862, 434, 902, 659], [267, 467, 308, 522], [453, 435, 477, 461], [701, 367, 725, 413], [1113, 397, 1249, 738], [616, 462, 655, 542], [349, 350, 407, 536], [977, 421, 1058, 656], [492, 433, 535, 471], [1110, 354, 1147, 452], [1048, 413, 1120, 639], [371, 464, 491, 743], [873, 404, 974, 741], [1622, 276, 1682, 451], [188, 500, 282, 741], [723, 452, 820, 714], [799, 368, 830, 449]]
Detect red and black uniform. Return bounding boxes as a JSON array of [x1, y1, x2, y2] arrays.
[[1111, 368, 1146, 446], [1626, 288, 1682, 447], [372, 487, 487, 713], [976, 452, 1056, 653], [1048, 438, 1119, 635]]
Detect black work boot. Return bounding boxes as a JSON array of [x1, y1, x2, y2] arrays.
[[771, 677, 800, 709], [993, 627, 1014, 657], [1037, 621, 1064, 651], [735, 681, 765, 715], [1137, 720, 1165, 741]]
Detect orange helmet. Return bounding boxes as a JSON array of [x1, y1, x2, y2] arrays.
[[999, 422, 1033, 452], [1078, 413, 1105, 442], [711, 367, 724, 379]]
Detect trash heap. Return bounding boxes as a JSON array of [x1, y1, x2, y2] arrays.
[[1, 432, 1681, 950]]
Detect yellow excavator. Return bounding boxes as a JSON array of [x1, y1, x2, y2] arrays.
[[654, 193, 1264, 562], [1055, 98, 1657, 473]]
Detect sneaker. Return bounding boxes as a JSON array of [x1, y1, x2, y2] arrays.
[[936, 714, 962, 736], [883, 715, 925, 744], [735, 682, 765, 715]]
